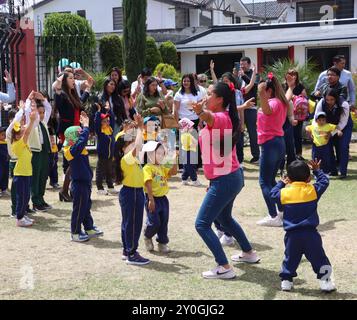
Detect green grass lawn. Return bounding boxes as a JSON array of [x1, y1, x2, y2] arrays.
[[0, 143, 356, 300]]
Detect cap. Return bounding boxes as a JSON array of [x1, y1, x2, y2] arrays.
[[164, 79, 178, 87], [316, 111, 327, 119], [70, 61, 81, 69], [142, 140, 161, 153]]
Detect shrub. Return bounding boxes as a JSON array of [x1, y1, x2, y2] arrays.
[[99, 35, 124, 72], [154, 63, 181, 83], [146, 36, 163, 71], [159, 41, 178, 69]]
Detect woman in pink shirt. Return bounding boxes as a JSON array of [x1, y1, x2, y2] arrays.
[[192, 82, 260, 280], [256, 74, 290, 227]]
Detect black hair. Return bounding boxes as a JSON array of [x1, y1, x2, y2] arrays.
[[0, 126, 6, 133], [212, 82, 240, 150], [180, 74, 198, 96], [240, 57, 251, 64], [114, 135, 133, 185], [221, 72, 238, 89], [324, 88, 342, 108], [333, 55, 345, 64], [316, 114, 327, 120], [287, 160, 311, 182], [141, 67, 152, 77], [107, 67, 123, 83], [143, 77, 160, 98], [118, 80, 131, 98], [328, 66, 341, 78]]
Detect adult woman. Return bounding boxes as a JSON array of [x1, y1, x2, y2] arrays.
[[100, 78, 127, 136], [284, 69, 308, 161], [256, 73, 290, 227], [108, 67, 123, 86], [54, 71, 92, 202], [192, 82, 259, 279], [136, 77, 168, 119], [118, 80, 136, 120], [174, 74, 203, 128], [314, 88, 352, 178]]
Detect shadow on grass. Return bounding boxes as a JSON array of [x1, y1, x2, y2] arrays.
[[152, 250, 211, 259], [318, 219, 346, 233], [30, 216, 65, 232], [293, 287, 357, 300], [46, 208, 71, 218], [83, 237, 122, 249], [140, 260, 191, 274], [249, 242, 274, 252], [91, 198, 117, 211]]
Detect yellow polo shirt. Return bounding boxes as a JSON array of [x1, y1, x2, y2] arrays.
[[143, 164, 170, 197], [306, 123, 336, 147], [181, 132, 197, 152], [121, 151, 144, 188], [12, 138, 32, 176]]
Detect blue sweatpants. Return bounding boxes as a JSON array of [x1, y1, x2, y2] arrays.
[[0, 159, 9, 191], [144, 195, 170, 244], [182, 151, 197, 182], [48, 152, 59, 185], [14, 176, 32, 220], [71, 180, 94, 234], [119, 186, 145, 255], [280, 229, 331, 281], [312, 144, 331, 174]]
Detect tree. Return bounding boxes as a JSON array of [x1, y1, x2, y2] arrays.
[[43, 13, 96, 69], [145, 36, 163, 71], [99, 35, 124, 72], [159, 41, 178, 69], [123, 0, 147, 83], [154, 63, 181, 83]]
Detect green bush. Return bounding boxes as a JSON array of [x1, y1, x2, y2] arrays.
[[146, 36, 163, 71], [99, 35, 124, 72], [262, 58, 320, 96], [159, 41, 178, 69], [154, 63, 181, 83], [43, 13, 96, 70], [90, 72, 108, 95]]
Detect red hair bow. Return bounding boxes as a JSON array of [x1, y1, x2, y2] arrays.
[[267, 72, 274, 80], [228, 82, 235, 92]]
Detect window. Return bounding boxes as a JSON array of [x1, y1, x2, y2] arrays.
[[306, 46, 350, 72], [297, 0, 354, 22], [113, 7, 123, 31], [77, 10, 86, 19], [175, 8, 190, 29], [263, 49, 289, 66], [200, 10, 212, 27], [235, 16, 241, 24]]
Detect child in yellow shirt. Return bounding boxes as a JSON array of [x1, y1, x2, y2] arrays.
[[142, 141, 178, 253], [306, 112, 342, 174]]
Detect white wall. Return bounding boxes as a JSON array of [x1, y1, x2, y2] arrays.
[[212, 10, 232, 25], [351, 43, 357, 72], [147, 0, 175, 30], [189, 9, 200, 27], [294, 46, 305, 66], [180, 52, 197, 74], [242, 48, 257, 64], [354, 0, 357, 18]]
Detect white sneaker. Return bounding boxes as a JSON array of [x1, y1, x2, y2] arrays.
[[215, 229, 224, 239], [257, 215, 283, 227], [24, 215, 34, 223], [158, 243, 171, 253], [144, 237, 154, 252], [1, 190, 10, 197], [202, 266, 236, 279], [281, 280, 294, 291], [277, 209, 284, 220], [320, 279, 336, 292], [97, 189, 108, 196], [220, 235, 234, 246], [191, 180, 202, 187], [181, 180, 189, 186], [231, 251, 260, 264], [16, 217, 33, 227], [107, 188, 118, 195]]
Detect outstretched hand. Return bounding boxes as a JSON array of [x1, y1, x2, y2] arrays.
[[4, 70, 12, 83], [134, 114, 144, 130], [80, 111, 89, 127], [308, 159, 321, 171]]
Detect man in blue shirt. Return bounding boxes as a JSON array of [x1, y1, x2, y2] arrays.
[[0, 70, 16, 128]]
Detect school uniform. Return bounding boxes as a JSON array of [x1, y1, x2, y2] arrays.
[[143, 164, 171, 245], [0, 140, 9, 192], [119, 152, 145, 255], [64, 127, 95, 234], [271, 170, 332, 281], [180, 131, 198, 182], [11, 138, 33, 220], [94, 111, 115, 190], [48, 138, 59, 186]]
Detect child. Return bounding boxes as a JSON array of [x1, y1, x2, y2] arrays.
[[143, 116, 160, 143], [0, 127, 9, 197], [115, 119, 136, 142], [11, 109, 37, 227], [142, 141, 178, 253], [271, 159, 336, 293], [305, 112, 342, 174], [94, 103, 116, 195], [114, 114, 150, 265], [179, 118, 201, 186], [63, 112, 103, 242]]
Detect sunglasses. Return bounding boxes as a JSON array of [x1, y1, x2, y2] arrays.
[[199, 80, 207, 83]]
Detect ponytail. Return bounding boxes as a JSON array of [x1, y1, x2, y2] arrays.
[[113, 136, 127, 185], [266, 74, 289, 107]]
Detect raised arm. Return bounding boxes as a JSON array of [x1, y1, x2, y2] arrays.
[[258, 82, 272, 115], [0, 70, 16, 103], [210, 60, 218, 84], [23, 109, 37, 144], [242, 64, 257, 94]]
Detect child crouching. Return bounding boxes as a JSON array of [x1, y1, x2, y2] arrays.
[[64, 112, 103, 242]]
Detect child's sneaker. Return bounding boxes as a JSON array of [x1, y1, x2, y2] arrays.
[[1, 190, 10, 197], [97, 189, 108, 195], [85, 226, 104, 238], [191, 179, 202, 187], [126, 252, 151, 266], [158, 243, 170, 253], [107, 187, 118, 195], [42, 202, 52, 210], [257, 215, 283, 227], [220, 235, 234, 246], [122, 250, 128, 261], [320, 279, 336, 293], [277, 209, 284, 220], [144, 237, 154, 251], [71, 232, 90, 242], [231, 251, 260, 264], [202, 266, 236, 279], [24, 215, 34, 223], [16, 217, 33, 227], [281, 280, 294, 291], [181, 180, 189, 186], [215, 229, 224, 239]]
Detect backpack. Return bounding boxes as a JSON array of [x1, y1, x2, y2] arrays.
[[293, 95, 309, 121]]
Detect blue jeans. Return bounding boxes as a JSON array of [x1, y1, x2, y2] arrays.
[[195, 168, 252, 266], [293, 121, 304, 156], [259, 136, 285, 217], [182, 151, 198, 182], [244, 109, 260, 159]]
